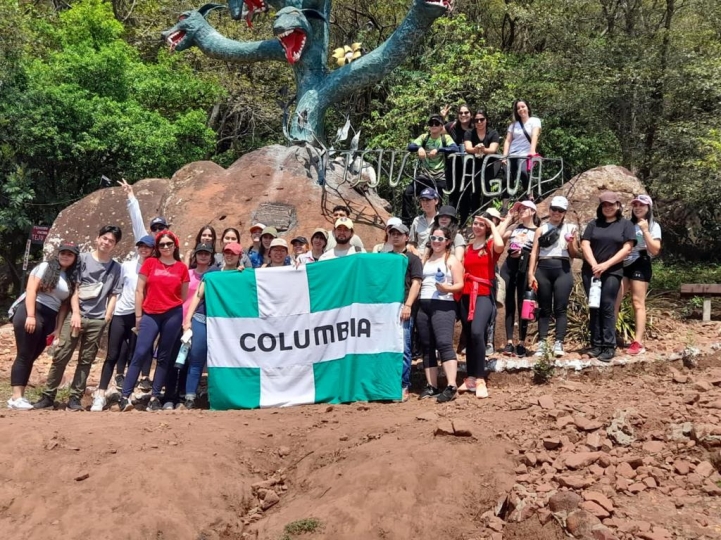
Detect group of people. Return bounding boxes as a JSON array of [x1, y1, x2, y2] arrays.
[[6, 149, 662, 412], [402, 99, 542, 227]]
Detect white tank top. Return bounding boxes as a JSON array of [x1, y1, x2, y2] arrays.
[[420, 257, 454, 301]]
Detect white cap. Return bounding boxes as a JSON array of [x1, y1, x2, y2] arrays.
[[385, 217, 403, 229], [550, 196, 569, 211]]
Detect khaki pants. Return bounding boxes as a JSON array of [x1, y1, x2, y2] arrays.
[[42, 317, 107, 400]]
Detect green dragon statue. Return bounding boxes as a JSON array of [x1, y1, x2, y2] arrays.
[[161, 0, 451, 145]]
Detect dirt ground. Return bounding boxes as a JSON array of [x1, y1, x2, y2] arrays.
[[1, 321, 721, 540]]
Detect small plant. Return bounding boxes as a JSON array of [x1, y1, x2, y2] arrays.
[[532, 337, 555, 384], [279, 518, 322, 540]]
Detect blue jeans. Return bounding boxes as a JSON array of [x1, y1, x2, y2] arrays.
[[185, 316, 207, 399], [402, 317, 414, 389]]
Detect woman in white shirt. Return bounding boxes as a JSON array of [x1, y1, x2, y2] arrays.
[[503, 99, 542, 195]]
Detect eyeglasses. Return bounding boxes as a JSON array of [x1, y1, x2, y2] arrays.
[[158, 242, 174, 248], [550, 206, 566, 213], [428, 121, 442, 127], [150, 225, 167, 233], [474, 118, 486, 123], [429, 235, 447, 242]]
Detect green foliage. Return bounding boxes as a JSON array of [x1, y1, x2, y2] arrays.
[[532, 338, 554, 384], [279, 518, 322, 539], [652, 261, 721, 292]]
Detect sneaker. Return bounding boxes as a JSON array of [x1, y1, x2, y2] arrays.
[[485, 343, 495, 356], [553, 341, 564, 358], [147, 398, 162, 412], [7, 397, 33, 411], [475, 379, 489, 399], [627, 341, 645, 355], [90, 395, 106, 412], [183, 398, 196, 410], [120, 396, 134, 412], [162, 401, 174, 411], [114, 373, 125, 389], [418, 385, 440, 400], [67, 397, 84, 412], [535, 342, 548, 357], [458, 377, 477, 393], [32, 395, 55, 410], [516, 345, 527, 357], [502, 343, 515, 355], [597, 347, 615, 362], [137, 378, 152, 392], [437, 386, 457, 403], [588, 346, 603, 358]]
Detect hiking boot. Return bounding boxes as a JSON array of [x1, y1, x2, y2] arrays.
[[67, 397, 84, 412], [90, 395, 106, 412], [120, 396, 134, 412], [588, 346, 603, 358], [502, 343, 515, 355], [7, 397, 33, 411], [147, 398, 162, 412], [516, 345, 527, 357], [114, 373, 125, 390], [553, 341, 565, 358], [597, 348, 615, 362], [418, 385, 439, 400], [137, 378, 152, 392], [33, 395, 55, 410], [534, 342, 548, 357], [183, 398, 196, 410], [627, 341, 645, 355], [436, 386, 457, 403]]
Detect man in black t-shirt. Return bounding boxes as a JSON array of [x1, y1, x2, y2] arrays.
[[388, 223, 422, 402]]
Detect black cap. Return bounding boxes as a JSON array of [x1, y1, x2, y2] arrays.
[[149, 217, 168, 231], [194, 243, 213, 254], [291, 236, 309, 245], [437, 205, 458, 221], [58, 242, 80, 256], [428, 114, 444, 125]]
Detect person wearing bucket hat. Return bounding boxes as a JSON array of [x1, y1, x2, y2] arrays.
[[526, 196, 578, 359], [580, 191, 636, 362], [298, 228, 329, 264], [616, 194, 662, 356], [8, 243, 81, 410], [500, 199, 540, 357], [427, 205, 466, 261], [262, 238, 292, 268], [251, 226, 290, 267]]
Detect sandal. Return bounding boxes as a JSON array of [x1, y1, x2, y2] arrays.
[[475, 379, 489, 399], [458, 377, 477, 393]]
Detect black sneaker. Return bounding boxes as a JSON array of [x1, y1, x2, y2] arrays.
[[588, 347, 603, 358], [418, 385, 440, 400], [67, 397, 84, 411], [32, 395, 55, 410], [437, 386, 457, 403], [137, 378, 152, 392], [146, 398, 162, 412], [114, 373, 125, 389], [120, 396, 134, 412], [502, 343, 515, 355], [597, 347, 615, 362], [183, 398, 195, 410], [516, 345, 527, 357]]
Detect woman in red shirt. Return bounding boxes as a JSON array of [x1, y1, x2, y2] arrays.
[[458, 214, 504, 398], [120, 231, 189, 412]]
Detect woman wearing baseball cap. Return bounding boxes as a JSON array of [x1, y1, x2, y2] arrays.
[[527, 196, 579, 358], [617, 194, 662, 355], [8, 244, 80, 410], [580, 192, 636, 362]]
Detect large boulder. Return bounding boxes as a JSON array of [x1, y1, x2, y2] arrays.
[[44, 145, 390, 258]]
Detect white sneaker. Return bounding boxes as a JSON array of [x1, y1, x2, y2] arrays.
[[485, 343, 495, 356], [553, 341, 564, 357], [90, 395, 106, 412], [7, 397, 33, 410], [535, 342, 548, 357]]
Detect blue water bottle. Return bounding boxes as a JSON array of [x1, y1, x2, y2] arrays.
[[174, 342, 190, 369], [435, 268, 445, 284]]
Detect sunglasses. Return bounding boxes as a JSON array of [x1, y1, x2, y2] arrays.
[[428, 121, 442, 127], [429, 235, 447, 242], [474, 118, 486, 123], [550, 206, 566, 213], [158, 242, 175, 248], [150, 225, 167, 232]]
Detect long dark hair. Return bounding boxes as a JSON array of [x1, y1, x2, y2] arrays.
[[596, 204, 623, 222], [39, 254, 80, 294], [189, 225, 217, 269], [512, 99, 532, 123], [153, 231, 181, 261], [258, 232, 276, 260], [630, 203, 655, 229]]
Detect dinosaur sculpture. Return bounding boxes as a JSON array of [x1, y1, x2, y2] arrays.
[[161, 0, 452, 145]]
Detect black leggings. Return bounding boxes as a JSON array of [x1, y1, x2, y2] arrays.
[[509, 158, 530, 195], [535, 259, 573, 342], [100, 312, 148, 390], [416, 299, 457, 368], [582, 271, 621, 348], [501, 255, 530, 342], [11, 302, 58, 387], [459, 295, 494, 379]]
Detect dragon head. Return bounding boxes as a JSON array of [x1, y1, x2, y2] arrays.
[[272, 7, 316, 65], [161, 4, 225, 52], [228, 0, 268, 26]]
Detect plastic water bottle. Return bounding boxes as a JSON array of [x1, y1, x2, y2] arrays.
[[435, 268, 445, 284], [174, 342, 190, 369], [588, 278, 602, 309]]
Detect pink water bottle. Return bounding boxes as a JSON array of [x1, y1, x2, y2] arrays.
[[521, 290, 538, 321]]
